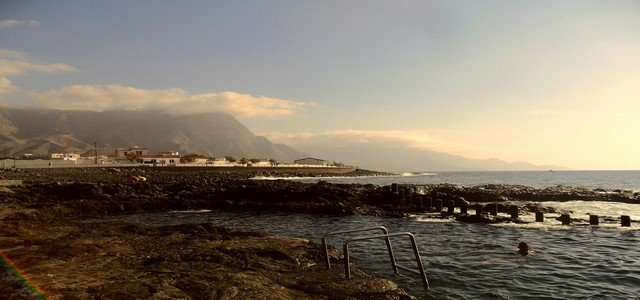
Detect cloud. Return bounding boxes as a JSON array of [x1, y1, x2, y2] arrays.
[[0, 50, 79, 102], [0, 77, 16, 98], [525, 109, 632, 118], [262, 129, 477, 156], [0, 49, 311, 117], [0, 59, 79, 77], [25, 84, 314, 117], [0, 49, 29, 60], [0, 19, 40, 29]]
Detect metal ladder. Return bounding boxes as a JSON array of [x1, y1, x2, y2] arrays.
[[321, 226, 429, 289]]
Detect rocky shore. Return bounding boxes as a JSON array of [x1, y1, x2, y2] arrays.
[[1, 167, 638, 298]]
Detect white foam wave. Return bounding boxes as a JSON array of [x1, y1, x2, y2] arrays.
[[544, 201, 640, 220], [411, 202, 640, 231], [251, 174, 402, 181], [400, 172, 437, 177]]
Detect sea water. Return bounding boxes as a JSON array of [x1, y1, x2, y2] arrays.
[[110, 209, 640, 299], [267, 170, 640, 191], [112, 171, 640, 299]]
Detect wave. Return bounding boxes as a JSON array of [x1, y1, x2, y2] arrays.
[[251, 174, 402, 181], [412, 200, 640, 231], [400, 172, 437, 177]]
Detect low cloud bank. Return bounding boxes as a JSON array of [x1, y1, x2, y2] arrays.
[[263, 129, 475, 157], [0, 49, 313, 118], [26, 85, 313, 117]]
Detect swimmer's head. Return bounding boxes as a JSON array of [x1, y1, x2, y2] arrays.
[[518, 241, 531, 254]]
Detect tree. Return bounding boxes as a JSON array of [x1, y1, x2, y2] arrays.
[[249, 158, 260, 164], [224, 156, 236, 163], [268, 159, 277, 166], [181, 154, 199, 163], [127, 154, 142, 164]]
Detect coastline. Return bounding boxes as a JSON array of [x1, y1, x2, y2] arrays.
[[2, 167, 639, 298]]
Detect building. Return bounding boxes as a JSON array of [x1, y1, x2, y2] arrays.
[[294, 157, 328, 166], [115, 146, 149, 159], [139, 154, 181, 166], [50, 153, 80, 160]]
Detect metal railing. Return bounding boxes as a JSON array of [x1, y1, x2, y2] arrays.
[[322, 227, 429, 290], [322, 226, 396, 273]]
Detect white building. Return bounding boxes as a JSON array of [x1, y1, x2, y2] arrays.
[[50, 153, 80, 160], [140, 154, 181, 166]]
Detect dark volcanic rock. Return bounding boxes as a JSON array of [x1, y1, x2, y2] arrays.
[[2, 168, 638, 220]]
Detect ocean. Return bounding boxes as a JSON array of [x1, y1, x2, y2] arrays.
[[272, 170, 640, 191], [114, 171, 640, 299]]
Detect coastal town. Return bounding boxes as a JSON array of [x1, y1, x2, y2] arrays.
[[0, 145, 351, 169]]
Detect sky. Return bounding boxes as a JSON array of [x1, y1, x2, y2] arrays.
[[0, 0, 639, 170]]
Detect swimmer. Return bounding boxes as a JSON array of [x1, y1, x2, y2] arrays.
[[518, 241, 531, 255]]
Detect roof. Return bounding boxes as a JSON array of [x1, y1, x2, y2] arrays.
[[294, 157, 326, 162], [139, 154, 181, 158]]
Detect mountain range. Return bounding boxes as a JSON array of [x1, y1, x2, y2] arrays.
[[0, 107, 302, 162], [0, 106, 565, 171], [297, 144, 566, 172]]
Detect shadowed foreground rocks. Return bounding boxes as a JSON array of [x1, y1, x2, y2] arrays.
[[0, 168, 412, 299], [0, 207, 409, 299], [1, 167, 638, 298]]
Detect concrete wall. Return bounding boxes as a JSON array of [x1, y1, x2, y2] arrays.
[[0, 159, 136, 169]]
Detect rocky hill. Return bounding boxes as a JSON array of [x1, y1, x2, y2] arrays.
[[0, 107, 302, 162]]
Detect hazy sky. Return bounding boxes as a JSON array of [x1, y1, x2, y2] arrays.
[[1, 1, 638, 170]]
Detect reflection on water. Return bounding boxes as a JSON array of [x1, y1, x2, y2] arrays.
[[103, 209, 640, 300], [277, 170, 640, 191]]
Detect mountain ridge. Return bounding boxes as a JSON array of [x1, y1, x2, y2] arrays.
[[0, 106, 568, 171], [0, 107, 303, 162], [295, 144, 567, 172]]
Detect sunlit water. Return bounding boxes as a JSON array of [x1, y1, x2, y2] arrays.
[[103, 171, 640, 299], [256, 170, 640, 191]]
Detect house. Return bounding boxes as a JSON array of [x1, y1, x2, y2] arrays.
[[50, 153, 80, 160], [294, 157, 328, 166], [115, 146, 149, 159], [139, 153, 181, 166]]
